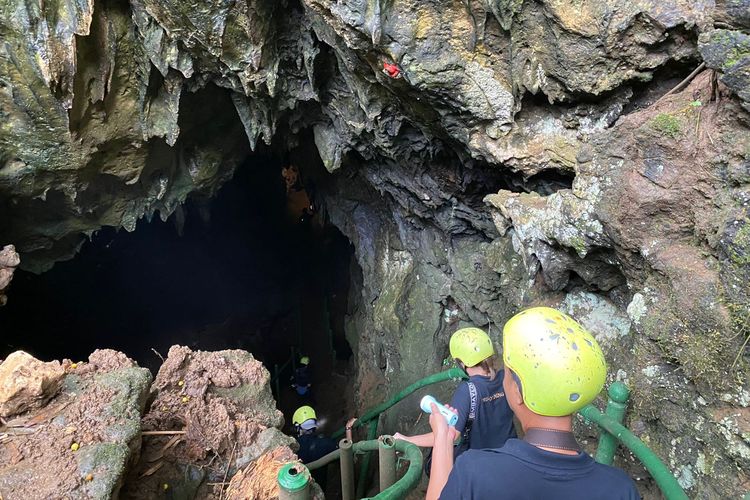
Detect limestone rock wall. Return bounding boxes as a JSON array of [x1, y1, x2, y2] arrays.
[[1, 0, 749, 497], [0, 245, 19, 305]]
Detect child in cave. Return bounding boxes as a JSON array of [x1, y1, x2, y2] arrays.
[[291, 355, 314, 403], [292, 405, 356, 489], [394, 327, 517, 473]]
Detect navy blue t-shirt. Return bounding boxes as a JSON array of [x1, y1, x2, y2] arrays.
[[292, 366, 311, 387], [296, 433, 337, 464], [440, 439, 641, 500], [449, 373, 517, 452]]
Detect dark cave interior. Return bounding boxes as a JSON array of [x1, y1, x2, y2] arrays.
[[0, 151, 356, 382]]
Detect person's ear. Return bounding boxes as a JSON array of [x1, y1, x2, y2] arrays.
[[509, 379, 524, 406], [505, 369, 524, 406]]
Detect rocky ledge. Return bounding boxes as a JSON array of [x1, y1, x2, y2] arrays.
[[0, 348, 308, 500]]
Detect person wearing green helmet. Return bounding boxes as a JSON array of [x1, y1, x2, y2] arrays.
[[395, 327, 516, 471], [291, 355, 313, 402], [426, 307, 640, 500], [291, 405, 338, 488]]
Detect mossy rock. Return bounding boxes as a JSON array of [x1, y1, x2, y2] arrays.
[[76, 443, 130, 500], [649, 113, 682, 138]]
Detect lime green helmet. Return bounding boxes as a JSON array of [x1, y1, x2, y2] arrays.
[[292, 406, 317, 426], [300, 356, 310, 366], [503, 307, 606, 417], [449, 327, 495, 367]]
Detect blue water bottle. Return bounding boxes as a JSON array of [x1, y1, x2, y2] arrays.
[[420, 395, 458, 426]]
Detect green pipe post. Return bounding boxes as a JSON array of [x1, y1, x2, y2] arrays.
[[366, 439, 423, 500], [595, 382, 630, 465], [378, 435, 397, 491], [274, 364, 280, 398], [277, 462, 311, 500], [356, 419, 379, 499], [579, 405, 688, 500], [306, 449, 341, 471], [332, 367, 467, 439], [295, 296, 303, 347], [306, 440, 424, 500], [339, 439, 355, 500], [323, 295, 336, 362]]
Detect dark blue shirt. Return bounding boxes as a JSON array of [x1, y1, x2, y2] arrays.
[[292, 366, 311, 387], [449, 373, 517, 452], [296, 433, 337, 464], [440, 439, 641, 500]]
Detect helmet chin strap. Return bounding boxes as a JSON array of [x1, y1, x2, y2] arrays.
[[523, 428, 581, 452]]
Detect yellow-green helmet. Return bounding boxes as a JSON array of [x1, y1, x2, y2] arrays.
[[292, 406, 317, 426], [503, 307, 606, 417], [449, 327, 495, 367], [300, 356, 310, 366]]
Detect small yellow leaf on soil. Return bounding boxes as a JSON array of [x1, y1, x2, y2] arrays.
[[163, 483, 169, 491], [181, 396, 189, 403], [177, 380, 184, 387], [84, 473, 93, 482], [71, 442, 79, 452]]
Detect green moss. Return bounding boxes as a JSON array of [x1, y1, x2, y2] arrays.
[[723, 45, 750, 70], [725, 301, 750, 377], [76, 443, 130, 500], [568, 235, 587, 256], [680, 328, 735, 386], [650, 113, 682, 138], [728, 222, 750, 266], [637, 279, 739, 391]]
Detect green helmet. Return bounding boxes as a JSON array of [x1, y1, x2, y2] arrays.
[[292, 406, 317, 426], [449, 327, 494, 367], [503, 307, 606, 417], [299, 356, 310, 366]]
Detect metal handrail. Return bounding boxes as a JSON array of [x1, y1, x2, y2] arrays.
[[580, 387, 689, 500], [331, 367, 467, 439], [282, 372, 689, 499], [304, 437, 423, 500]]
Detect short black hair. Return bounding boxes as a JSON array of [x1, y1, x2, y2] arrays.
[[510, 369, 523, 396]]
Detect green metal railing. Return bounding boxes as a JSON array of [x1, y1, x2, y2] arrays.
[[271, 346, 297, 398], [278, 369, 689, 500], [331, 367, 467, 440], [580, 383, 688, 500], [280, 437, 423, 500]]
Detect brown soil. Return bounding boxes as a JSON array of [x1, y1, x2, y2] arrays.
[[0, 350, 145, 500], [225, 446, 298, 499], [121, 346, 288, 500]]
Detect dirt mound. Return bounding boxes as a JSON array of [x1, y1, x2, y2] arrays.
[[121, 346, 296, 499], [0, 350, 152, 500]]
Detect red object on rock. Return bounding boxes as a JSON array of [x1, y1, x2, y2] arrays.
[[382, 61, 402, 79]]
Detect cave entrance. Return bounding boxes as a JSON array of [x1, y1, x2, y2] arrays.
[[0, 149, 356, 429]]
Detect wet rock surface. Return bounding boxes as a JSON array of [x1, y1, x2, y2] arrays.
[[700, 28, 750, 111], [1, 0, 750, 497]]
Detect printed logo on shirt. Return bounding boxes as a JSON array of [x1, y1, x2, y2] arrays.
[[482, 391, 505, 403]]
